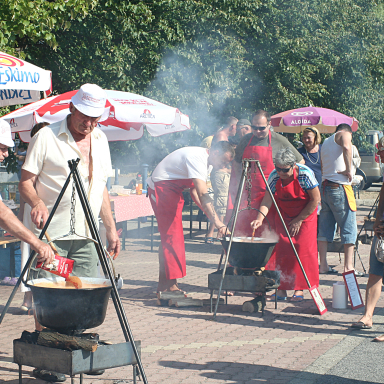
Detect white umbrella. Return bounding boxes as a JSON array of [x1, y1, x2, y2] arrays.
[[1, 89, 190, 142], [0, 51, 52, 107]]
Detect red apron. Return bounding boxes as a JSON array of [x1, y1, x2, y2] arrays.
[[148, 179, 194, 280], [272, 167, 319, 290], [226, 131, 275, 237]]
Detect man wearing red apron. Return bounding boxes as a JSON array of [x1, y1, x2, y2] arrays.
[[226, 110, 304, 239], [251, 147, 320, 301], [147, 142, 235, 294]]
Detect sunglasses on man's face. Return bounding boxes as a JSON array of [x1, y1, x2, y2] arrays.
[[275, 165, 292, 173], [251, 125, 268, 131]]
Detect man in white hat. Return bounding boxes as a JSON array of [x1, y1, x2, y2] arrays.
[[0, 120, 54, 264], [20, 83, 120, 271], [19, 84, 119, 380]]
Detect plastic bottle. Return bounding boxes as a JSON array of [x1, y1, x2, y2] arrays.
[[136, 174, 143, 195]]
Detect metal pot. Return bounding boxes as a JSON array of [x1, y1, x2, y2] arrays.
[[26, 277, 112, 334], [220, 237, 278, 270]]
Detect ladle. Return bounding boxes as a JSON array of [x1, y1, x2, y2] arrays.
[[45, 231, 82, 289]]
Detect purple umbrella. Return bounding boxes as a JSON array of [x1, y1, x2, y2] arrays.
[[271, 106, 358, 133]]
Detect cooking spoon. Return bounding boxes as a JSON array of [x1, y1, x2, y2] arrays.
[[251, 228, 256, 243], [44, 231, 82, 289]]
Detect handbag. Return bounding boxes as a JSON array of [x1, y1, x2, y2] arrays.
[[375, 237, 384, 263]]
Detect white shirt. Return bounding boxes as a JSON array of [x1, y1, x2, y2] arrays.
[[22, 118, 112, 239], [147, 147, 209, 189], [321, 133, 351, 185]]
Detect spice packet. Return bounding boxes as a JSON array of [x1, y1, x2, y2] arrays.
[[36, 255, 74, 279]]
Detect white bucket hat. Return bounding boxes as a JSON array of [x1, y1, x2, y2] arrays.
[[0, 119, 15, 147], [71, 84, 107, 117]]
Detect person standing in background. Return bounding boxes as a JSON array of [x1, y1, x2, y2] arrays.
[[298, 127, 322, 185], [228, 119, 252, 147], [226, 110, 304, 236], [211, 116, 238, 145], [318, 123, 362, 276]]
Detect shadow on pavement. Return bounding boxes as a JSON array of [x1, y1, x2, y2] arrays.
[[158, 360, 376, 383]]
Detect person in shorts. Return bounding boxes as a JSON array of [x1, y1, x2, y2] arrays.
[[317, 123, 360, 275]]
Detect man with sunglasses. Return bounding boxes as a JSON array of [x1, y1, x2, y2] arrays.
[[226, 109, 304, 236]]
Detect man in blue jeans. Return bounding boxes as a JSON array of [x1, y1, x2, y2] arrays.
[[318, 123, 361, 275]]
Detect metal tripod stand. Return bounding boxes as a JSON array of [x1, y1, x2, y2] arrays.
[[211, 159, 323, 319], [0, 159, 148, 384]]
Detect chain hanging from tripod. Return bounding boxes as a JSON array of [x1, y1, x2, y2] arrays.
[[243, 158, 254, 210], [69, 177, 76, 235], [49, 175, 97, 244]]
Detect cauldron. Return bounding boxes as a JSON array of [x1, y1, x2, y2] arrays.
[[26, 277, 112, 334], [220, 237, 278, 269]]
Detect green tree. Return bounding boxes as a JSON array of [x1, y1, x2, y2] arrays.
[[2, 0, 384, 171]]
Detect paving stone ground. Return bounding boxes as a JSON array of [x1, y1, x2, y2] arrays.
[[0, 202, 383, 383]]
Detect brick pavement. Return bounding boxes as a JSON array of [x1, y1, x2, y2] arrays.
[[0, 203, 382, 383]]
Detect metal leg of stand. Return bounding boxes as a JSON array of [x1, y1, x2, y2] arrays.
[[133, 365, 137, 384], [69, 160, 148, 384], [18, 364, 22, 384], [355, 247, 367, 274], [210, 290, 214, 313], [190, 199, 193, 239], [122, 220, 127, 251], [275, 288, 277, 310], [80, 373, 83, 384]]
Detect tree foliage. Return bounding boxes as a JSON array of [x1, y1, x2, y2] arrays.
[[1, 0, 384, 170]]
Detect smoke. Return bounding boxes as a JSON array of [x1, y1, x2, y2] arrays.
[[260, 227, 279, 243]]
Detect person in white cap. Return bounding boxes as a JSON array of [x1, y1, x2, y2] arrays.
[[0, 120, 54, 264], [20, 83, 120, 270], [19, 84, 119, 380]]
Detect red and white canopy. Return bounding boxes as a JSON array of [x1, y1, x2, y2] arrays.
[[1, 89, 190, 142], [0, 51, 52, 107]]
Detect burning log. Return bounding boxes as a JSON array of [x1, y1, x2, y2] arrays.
[[37, 330, 98, 352]]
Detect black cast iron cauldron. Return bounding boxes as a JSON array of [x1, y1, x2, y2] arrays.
[[26, 277, 112, 334], [220, 237, 278, 270]]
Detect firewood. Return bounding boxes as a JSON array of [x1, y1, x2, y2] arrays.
[[174, 298, 203, 307], [37, 330, 98, 352], [242, 297, 264, 313], [157, 291, 187, 300], [156, 298, 169, 306]]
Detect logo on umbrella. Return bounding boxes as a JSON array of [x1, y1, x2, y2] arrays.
[[9, 118, 18, 128], [291, 111, 314, 116], [0, 54, 24, 67], [140, 109, 155, 119]]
